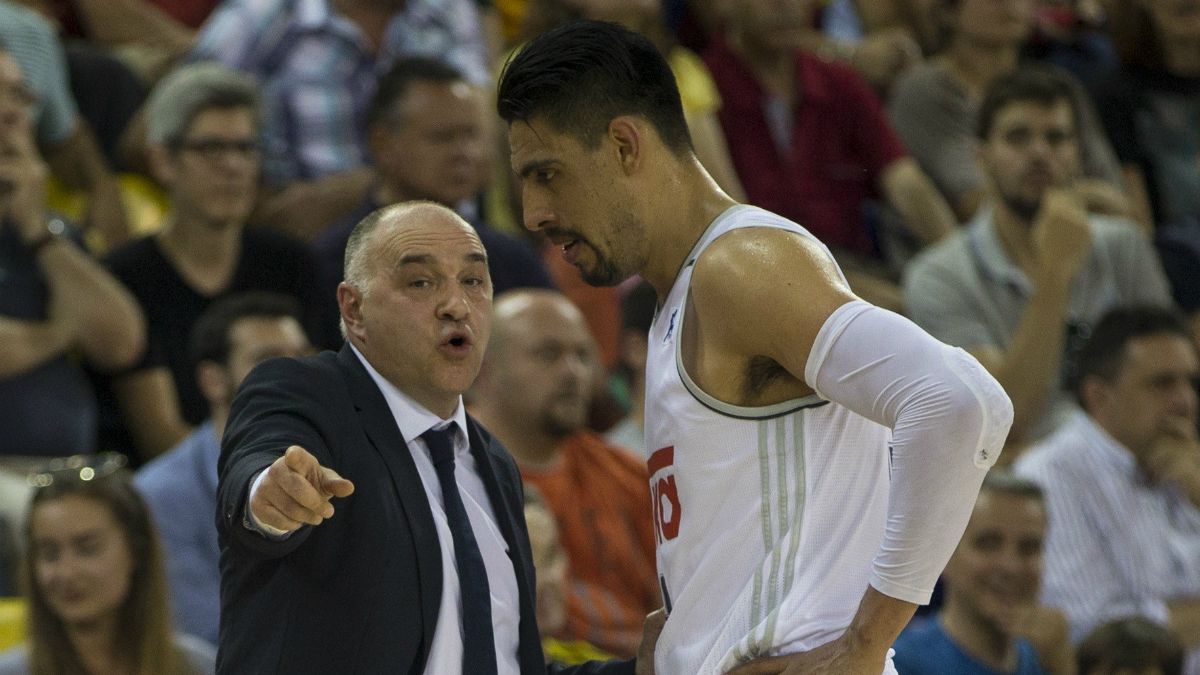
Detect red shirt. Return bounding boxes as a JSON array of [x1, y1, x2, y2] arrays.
[[703, 36, 909, 257]]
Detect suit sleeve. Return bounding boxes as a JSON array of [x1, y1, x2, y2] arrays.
[[216, 356, 337, 558]]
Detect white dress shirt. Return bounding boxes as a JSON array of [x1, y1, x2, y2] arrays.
[[1016, 410, 1200, 675], [247, 345, 522, 675]]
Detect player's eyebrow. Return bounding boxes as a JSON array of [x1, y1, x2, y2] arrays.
[[517, 158, 555, 179]]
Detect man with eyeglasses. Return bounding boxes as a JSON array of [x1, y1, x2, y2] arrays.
[[103, 63, 325, 461]]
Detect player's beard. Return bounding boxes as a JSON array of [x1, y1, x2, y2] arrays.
[[579, 203, 645, 287]]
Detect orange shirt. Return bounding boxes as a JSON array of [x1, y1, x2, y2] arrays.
[[521, 432, 660, 657]]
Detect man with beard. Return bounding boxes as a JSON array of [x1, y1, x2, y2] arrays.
[[893, 470, 1075, 675], [105, 64, 324, 459], [470, 290, 660, 658], [500, 22, 1013, 675], [905, 66, 1172, 448]]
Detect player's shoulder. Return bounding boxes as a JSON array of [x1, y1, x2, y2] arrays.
[[694, 207, 831, 278]]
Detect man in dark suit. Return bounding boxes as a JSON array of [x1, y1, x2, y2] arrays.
[[215, 201, 658, 674]]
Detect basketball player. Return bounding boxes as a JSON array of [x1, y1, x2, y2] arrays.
[[498, 21, 1014, 675]]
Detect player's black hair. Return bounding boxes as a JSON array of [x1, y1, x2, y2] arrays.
[[497, 20, 693, 156], [190, 291, 304, 367], [367, 57, 466, 130], [1077, 617, 1184, 675], [977, 66, 1080, 140], [1072, 305, 1192, 407]]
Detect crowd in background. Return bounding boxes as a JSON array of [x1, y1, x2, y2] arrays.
[[0, 0, 1199, 672]]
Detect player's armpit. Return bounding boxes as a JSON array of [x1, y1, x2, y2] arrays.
[[689, 226, 857, 383]]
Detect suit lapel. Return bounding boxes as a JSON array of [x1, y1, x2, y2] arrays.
[[464, 418, 547, 672], [336, 345, 442, 666]]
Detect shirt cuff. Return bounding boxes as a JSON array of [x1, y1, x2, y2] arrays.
[[244, 468, 293, 539]]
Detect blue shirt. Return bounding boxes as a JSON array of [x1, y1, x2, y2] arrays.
[[134, 422, 221, 645], [188, 0, 488, 185], [893, 618, 1046, 675]]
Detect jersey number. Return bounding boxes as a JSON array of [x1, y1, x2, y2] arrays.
[[648, 446, 681, 543]]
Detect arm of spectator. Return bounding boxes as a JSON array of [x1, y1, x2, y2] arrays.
[[35, 235, 146, 371], [71, 0, 194, 52], [1120, 165, 1156, 235], [0, 317, 71, 378], [254, 169, 375, 242], [797, 27, 920, 92], [880, 157, 958, 246], [685, 109, 747, 203], [113, 368, 194, 459], [854, 0, 939, 56], [1012, 606, 1077, 675], [42, 122, 130, 248], [1169, 598, 1200, 650], [1072, 177, 1132, 221]]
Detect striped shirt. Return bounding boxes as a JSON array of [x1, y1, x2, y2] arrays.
[[0, 0, 78, 146], [188, 0, 488, 185], [1015, 411, 1200, 675]]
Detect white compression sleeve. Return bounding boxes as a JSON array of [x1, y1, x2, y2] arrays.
[[805, 301, 1013, 604]]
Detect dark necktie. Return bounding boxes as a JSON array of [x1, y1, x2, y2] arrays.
[[421, 425, 498, 675]]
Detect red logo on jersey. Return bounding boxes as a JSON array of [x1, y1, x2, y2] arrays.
[[648, 446, 681, 543]]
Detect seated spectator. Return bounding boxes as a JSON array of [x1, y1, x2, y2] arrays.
[[1155, 225, 1200, 350], [0, 0, 128, 246], [1093, 0, 1200, 230], [523, 484, 616, 665], [905, 68, 1172, 445], [704, 0, 959, 311], [470, 290, 660, 657], [888, 0, 1129, 225], [313, 58, 553, 342], [1022, 0, 1116, 89], [1078, 617, 1185, 675], [134, 292, 312, 646], [185, 0, 490, 240], [1014, 307, 1200, 674], [0, 457, 215, 673], [0, 46, 144, 458], [893, 469, 1074, 675], [105, 63, 324, 459], [605, 281, 656, 455]]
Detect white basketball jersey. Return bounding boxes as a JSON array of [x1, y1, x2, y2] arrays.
[[644, 205, 897, 675]]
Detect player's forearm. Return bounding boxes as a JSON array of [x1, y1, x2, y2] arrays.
[[988, 269, 1073, 444], [845, 586, 918, 663]]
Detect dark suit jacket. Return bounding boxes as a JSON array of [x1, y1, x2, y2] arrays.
[[216, 343, 637, 675]]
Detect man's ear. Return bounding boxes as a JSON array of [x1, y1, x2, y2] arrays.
[[339, 282, 367, 342], [1078, 375, 1109, 416], [147, 144, 176, 187], [608, 117, 645, 176], [196, 361, 231, 409]]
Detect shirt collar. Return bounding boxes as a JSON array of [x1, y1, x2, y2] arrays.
[[350, 343, 469, 448], [967, 207, 1034, 294]]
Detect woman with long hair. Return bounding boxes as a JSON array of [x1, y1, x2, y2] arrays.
[[0, 456, 215, 675]]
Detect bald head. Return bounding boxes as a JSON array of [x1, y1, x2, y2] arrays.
[[343, 201, 483, 291], [489, 290, 589, 359]]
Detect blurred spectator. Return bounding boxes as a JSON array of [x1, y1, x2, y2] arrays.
[[517, 0, 748, 202], [1078, 617, 1185, 675], [313, 57, 552, 343], [1015, 306, 1200, 675], [1093, 0, 1200, 230], [888, 0, 1129, 226], [821, 0, 940, 58], [185, 0, 490, 240], [471, 290, 659, 657], [605, 281, 656, 455], [105, 64, 324, 459], [904, 68, 1172, 444], [0, 459, 215, 673], [1021, 0, 1116, 89], [523, 485, 616, 665], [705, 0, 958, 311], [0, 46, 144, 458], [0, 0, 129, 247], [1155, 224, 1200, 349], [893, 470, 1075, 675], [134, 292, 312, 646]]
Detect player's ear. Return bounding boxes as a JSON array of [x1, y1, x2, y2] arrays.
[[608, 116, 643, 176]]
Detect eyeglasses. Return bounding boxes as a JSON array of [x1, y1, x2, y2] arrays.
[[173, 138, 260, 162], [27, 453, 128, 488]]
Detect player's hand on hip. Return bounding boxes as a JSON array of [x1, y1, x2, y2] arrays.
[[250, 446, 355, 532], [635, 608, 667, 675], [724, 635, 884, 675]]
